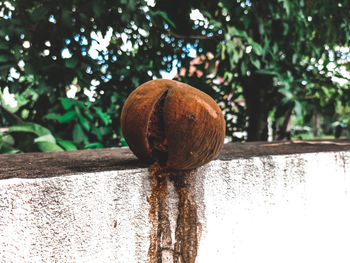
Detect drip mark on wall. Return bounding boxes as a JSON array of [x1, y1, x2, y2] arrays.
[[147, 165, 200, 263]]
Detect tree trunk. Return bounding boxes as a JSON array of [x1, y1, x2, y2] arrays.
[[242, 73, 277, 141], [312, 113, 321, 137], [270, 98, 295, 140], [276, 108, 293, 140]]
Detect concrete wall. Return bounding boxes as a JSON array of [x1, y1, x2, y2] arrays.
[[1, 141, 350, 263]]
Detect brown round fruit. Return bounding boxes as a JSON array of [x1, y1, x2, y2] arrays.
[[120, 79, 226, 170]]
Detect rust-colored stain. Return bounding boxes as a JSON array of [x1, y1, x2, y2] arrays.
[[147, 165, 200, 263]]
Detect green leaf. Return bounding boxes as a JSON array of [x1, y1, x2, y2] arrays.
[[243, 15, 251, 29], [281, 0, 290, 16], [34, 134, 56, 143], [154, 11, 176, 28], [84, 142, 103, 149], [91, 127, 103, 141], [201, 11, 212, 19], [111, 93, 119, 103], [127, 0, 136, 11], [9, 122, 52, 137], [92, 127, 110, 141], [250, 57, 261, 69], [84, 110, 94, 120], [294, 101, 303, 118], [272, 43, 278, 54], [24, 64, 34, 75], [292, 53, 298, 64], [36, 142, 64, 152], [79, 13, 89, 24], [279, 86, 293, 101], [43, 113, 61, 121], [223, 72, 234, 82], [30, 5, 48, 21], [59, 110, 76, 123], [220, 43, 226, 60], [0, 42, 9, 50], [56, 138, 77, 151], [0, 55, 10, 63], [240, 61, 247, 75], [77, 113, 90, 131], [251, 42, 264, 56], [256, 69, 277, 75], [2, 134, 15, 146], [119, 129, 128, 146], [75, 100, 86, 109], [60, 98, 76, 110], [65, 57, 78, 69], [92, 2, 104, 16], [73, 123, 85, 143], [131, 76, 139, 87], [0, 144, 20, 154], [228, 26, 240, 37], [94, 107, 111, 125], [121, 12, 130, 23], [283, 23, 289, 36]]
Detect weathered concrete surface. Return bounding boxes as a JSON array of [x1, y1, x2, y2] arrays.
[[1, 139, 350, 179], [1, 140, 350, 263]]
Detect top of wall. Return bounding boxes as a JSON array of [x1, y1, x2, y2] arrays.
[[1, 139, 350, 179]]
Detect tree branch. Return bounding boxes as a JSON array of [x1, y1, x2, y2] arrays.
[[0, 105, 23, 124], [166, 30, 224, 40]]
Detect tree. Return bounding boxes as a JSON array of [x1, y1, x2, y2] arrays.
[[155, 0, 350, 140], [1, 0, 350, 154], [0, 0, 178, 152]]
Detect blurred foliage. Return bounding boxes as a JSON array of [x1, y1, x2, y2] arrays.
[[171, 0, 350, 141], [1, 0, 350, 153], [0, 121, 64, 153], [0, 0, 168, 152]]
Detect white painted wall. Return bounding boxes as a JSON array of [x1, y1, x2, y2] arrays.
[[1, 151, 350, 263]]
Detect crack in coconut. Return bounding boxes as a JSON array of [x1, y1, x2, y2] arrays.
[[147, 91, 169, 167]]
